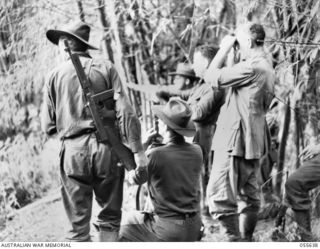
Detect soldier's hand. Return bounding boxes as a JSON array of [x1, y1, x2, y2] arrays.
[[299, 144, 320, 161], [134, 151, 148, 168], [143, 196, 155, 213], [143, 128, 163, 147], [220, 35, 237, 53], [156, 90, 170, 102]]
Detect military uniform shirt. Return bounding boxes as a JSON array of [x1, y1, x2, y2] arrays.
[[41, 52, 143, 153], [134, 140, 203, 218], [205, 50, 275, 159]]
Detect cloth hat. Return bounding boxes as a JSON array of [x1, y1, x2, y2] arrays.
[[46, 21, 98, 50], [168, 63, 198, 79], [152, 97, 196, 137]]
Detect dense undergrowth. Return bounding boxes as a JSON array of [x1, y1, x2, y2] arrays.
[[1, 0, 320, 238]]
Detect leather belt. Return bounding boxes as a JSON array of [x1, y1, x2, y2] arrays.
[[63, 128, 97, 140], [158, 212, 198, 220]]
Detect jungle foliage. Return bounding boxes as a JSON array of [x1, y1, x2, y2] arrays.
[[0, 0, 320, 235]]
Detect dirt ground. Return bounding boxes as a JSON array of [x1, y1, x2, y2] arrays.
[[0, 187, 300, 242], [2, 138, 316, 242]]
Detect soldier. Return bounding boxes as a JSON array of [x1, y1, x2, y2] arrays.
[[118, 98, 203, 241], [128, 62, 198, 100], [204, 22, 275, 241], [168, 62, 199, 91], [158, 46, 225, 165], [41, 21, 147, 242], [284, 143, 320, 241], [157, 47, 225, 214]]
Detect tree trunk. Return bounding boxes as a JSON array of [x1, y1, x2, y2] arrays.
[[275, 98, 291, 197], [294, 107, 301, 169], [131, 0, 155, 84], [96, 0, 114, 63]]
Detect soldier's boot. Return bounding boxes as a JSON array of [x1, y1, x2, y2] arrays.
[[98, 230, 119, 242], [239, 211, 258, 242], [293, 209, 313, 241], [218, 214, 242, 242]]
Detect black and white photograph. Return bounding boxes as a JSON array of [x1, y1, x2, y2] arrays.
[[0, 0, 320, 245]]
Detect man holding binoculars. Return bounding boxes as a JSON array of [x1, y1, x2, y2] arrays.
[[204, 22, 275, 241]]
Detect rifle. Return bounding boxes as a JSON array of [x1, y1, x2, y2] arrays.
[[135, 103, 161, 211], [64, 40, 136, 171]]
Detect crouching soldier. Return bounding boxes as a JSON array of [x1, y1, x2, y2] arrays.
[[119, 98, 204, 241], [284, 143, 320, 241]]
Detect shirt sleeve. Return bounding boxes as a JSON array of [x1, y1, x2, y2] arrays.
[[191, 88, 225, 122], [40, 72, 57, 136], [133, 148, 157, 185], [109, 65, 143, 153], [156, 86, 191, 102], [205, 61, 255, 89]]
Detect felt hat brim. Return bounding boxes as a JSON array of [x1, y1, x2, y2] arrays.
[[46, 29, 98, 50], [152, 105, 196, 137]]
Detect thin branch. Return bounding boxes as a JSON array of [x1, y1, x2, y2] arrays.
[[166, 25, 191, 63], [76, 0, 85, 22], [187, 1, 196, 63]]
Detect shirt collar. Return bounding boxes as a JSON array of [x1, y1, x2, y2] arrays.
[[246, 49, 266, 60], [166, 134, 185, 145]]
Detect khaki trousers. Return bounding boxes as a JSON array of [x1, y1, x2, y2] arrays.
[[60, 134, 124, 241], [206, 151, 261, 219], [285, 155, 320, 211], [119, 211, 202, 242]]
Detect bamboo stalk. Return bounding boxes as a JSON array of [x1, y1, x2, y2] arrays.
[[142, 93, 148, 130], [187, 1, 196, 64], [275, 97, 291, 197], [76, 0, 85, 22], [271, 7, 281, 38], [148, 98, 153, 128], [282, 0, 289, 33], [0, 33, 9, 73], [294, 106, 300, 169], [4, 6, 17, 63], [290, 0, 299, 25], [105, 0, 129, 94], [95, 0, 114, 63], [135, 51, 147, 130]]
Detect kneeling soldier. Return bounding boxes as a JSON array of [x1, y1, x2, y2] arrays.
[[119, 98, 204, 242], [285, 143, 320, 241]]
